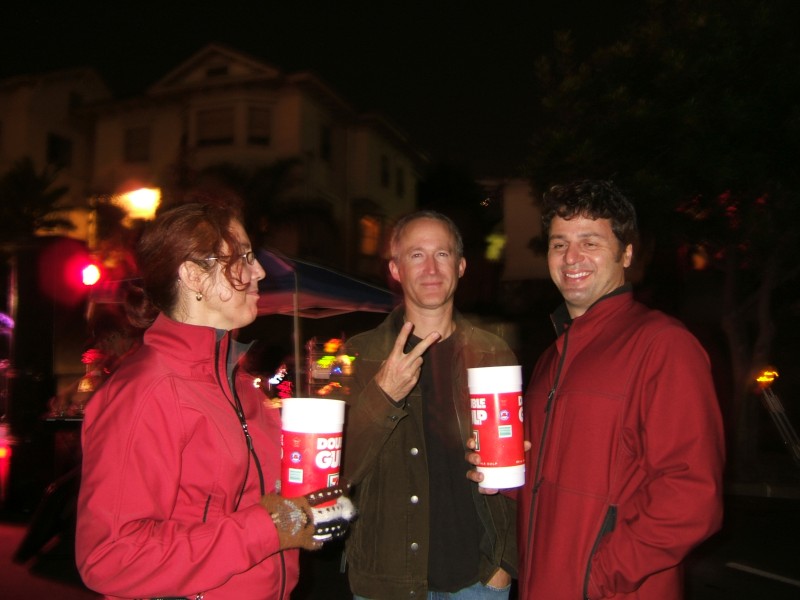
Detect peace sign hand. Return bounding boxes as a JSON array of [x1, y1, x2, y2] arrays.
[[375, 321, 440, 401]]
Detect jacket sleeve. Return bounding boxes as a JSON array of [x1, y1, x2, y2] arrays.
[[587, 326, 725, 598], [76, 377, 281, 597], [340, 350, 408, 486]]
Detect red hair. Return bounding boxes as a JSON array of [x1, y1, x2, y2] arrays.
[[127, 197, 248, 328]]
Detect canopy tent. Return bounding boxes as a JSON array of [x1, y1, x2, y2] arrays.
[[87, 249, 397, 318], [255, 248, 398, 393], [256, 249, 397, 319], [87, 249, 398, 394]]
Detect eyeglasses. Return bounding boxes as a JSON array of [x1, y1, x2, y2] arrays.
[[203, 251, 256, 265]]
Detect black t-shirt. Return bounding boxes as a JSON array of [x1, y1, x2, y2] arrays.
[[416, 333, 482, 592]]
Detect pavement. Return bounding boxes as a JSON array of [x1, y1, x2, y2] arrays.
[[0, 515, 350, 600], [1, 453, 798, 600], [0, 517, 99, 600]]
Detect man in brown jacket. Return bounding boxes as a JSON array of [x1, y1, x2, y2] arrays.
[[340, 211, 518, 599]]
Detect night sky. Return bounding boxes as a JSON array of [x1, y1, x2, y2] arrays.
[[2, 1, 639, 177]]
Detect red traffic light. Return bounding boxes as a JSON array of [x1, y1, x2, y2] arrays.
[[37, 237, 104, 305]]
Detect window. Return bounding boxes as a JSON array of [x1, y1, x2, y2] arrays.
[[248, 107, 271, 145], [124, 126, 150, 162], [380, 155, 390, 188], [320, 125, 332, 162], [196, 108, 235, 146], [396, 167, 405, 197], [46, 133, 73, 167], [359, 216, 381, 256]]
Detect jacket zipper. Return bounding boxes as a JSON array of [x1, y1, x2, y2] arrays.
[[525, 325, 570, 554], [213, 334, 282, 597], [583, 505, 617, 598]]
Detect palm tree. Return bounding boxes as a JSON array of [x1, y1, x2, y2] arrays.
[[0, 157, 73, 241]]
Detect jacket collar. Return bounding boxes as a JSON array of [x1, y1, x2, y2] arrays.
[[551, 283, 633, 336], [143, 313, 253, 365]]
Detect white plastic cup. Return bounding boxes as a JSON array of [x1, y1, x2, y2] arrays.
[[468, 366, 525, 489], [281, 398, 346, 506]]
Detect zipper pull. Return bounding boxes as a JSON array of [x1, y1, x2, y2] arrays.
[[545, 388, 555, 413]]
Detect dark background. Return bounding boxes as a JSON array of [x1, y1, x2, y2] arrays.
[[1, 0, 639, 176]]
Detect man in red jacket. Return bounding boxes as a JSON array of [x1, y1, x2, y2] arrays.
[[470, 180, 725, 599]]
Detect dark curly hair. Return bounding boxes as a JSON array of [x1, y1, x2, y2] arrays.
[[541, 180, 638, 249]]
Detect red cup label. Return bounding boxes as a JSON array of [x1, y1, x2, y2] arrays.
[[470, 392, 524, 468], [281, 431, 341, 503]]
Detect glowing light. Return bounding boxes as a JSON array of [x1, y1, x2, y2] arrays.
[[82, 263, 102, 286], [115, 188, 161, 220], [0, 424, 12, 504], [323, 339, 343, 353], [316, 355, 337, 369], [316, 382, 342, 396], [690, 245, 710, 270], [755, 368, 779, 389], [485, 233, 506, 261]]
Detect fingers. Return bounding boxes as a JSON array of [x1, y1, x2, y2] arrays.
[[377, 323, 441, 401], [390, 320, 415, 355], [390, 321, 440, 360], [465, 438, 494, 492], [466, 468, 484, 484], [487, 568, 512, 588], [464, 436, 480, 466], [406, 330, 441, 360], [466, 467, 499, 495], [261, 494, 323, 551], [465, 436, 498, 494]]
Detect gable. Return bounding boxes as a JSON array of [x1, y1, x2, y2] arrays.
[[148, 43, 282, 95]]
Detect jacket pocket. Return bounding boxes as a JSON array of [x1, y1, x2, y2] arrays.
[[583, 504, 617, 598]]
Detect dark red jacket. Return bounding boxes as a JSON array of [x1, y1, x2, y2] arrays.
[[518, 288, 724, 599], [77, 314, 298, 599]]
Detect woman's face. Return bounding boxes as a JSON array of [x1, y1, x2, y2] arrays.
[[197, 220, 266, 331]]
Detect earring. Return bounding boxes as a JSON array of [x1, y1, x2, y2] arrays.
[[196, 292, 203, 301]]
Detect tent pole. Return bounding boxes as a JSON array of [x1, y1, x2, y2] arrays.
[[293, 272, 302, 395]]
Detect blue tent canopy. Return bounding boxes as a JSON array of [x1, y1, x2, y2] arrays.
[[256, 248, 398, 319], [255, 249, 398, 394]]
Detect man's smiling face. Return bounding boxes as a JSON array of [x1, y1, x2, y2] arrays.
[[547, 214, 632, 318]]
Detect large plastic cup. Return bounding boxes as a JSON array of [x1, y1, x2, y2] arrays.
[[468, 366, 525, 489], [281, 398, 346, 506]]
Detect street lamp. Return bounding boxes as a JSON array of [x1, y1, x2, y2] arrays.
[[114, 187, 161, 222]]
